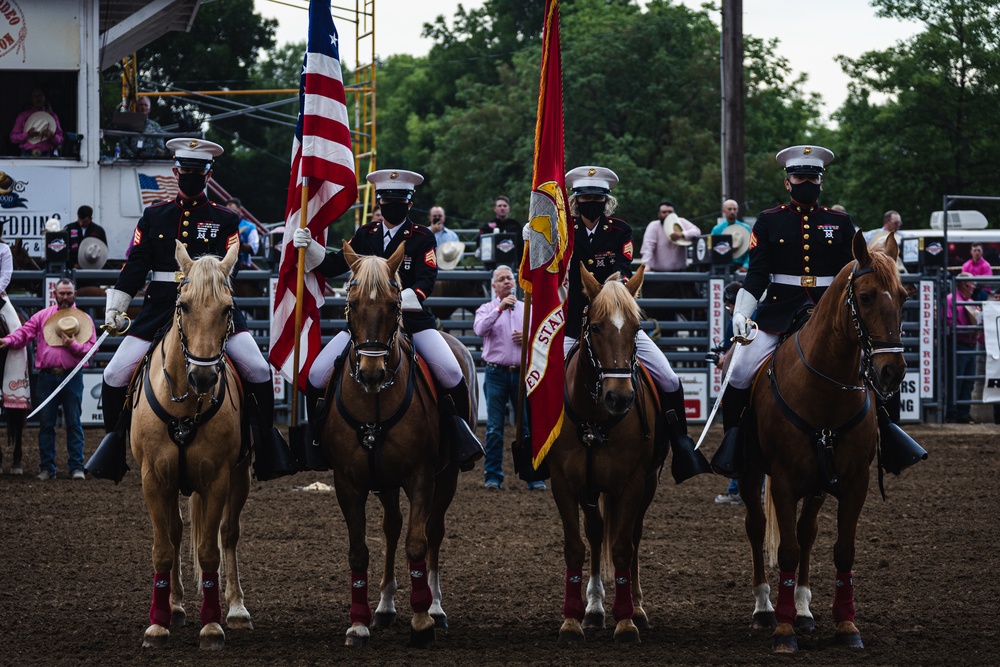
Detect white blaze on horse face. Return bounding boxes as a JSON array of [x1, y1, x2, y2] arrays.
[[369, 288, 377, 301], [610, 305, 625, 333], [586, 575, 605, 616], [795, 585, 814, 619], [753, 582, 774, 614]]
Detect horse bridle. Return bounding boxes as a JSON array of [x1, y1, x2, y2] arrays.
[[580, 305, 639, 404], [846, 262, 904, 400], [344, 276, 404, 390], [162, 278, 234, 403]]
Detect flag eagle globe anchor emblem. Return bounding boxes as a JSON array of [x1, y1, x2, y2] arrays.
[[527, 181, 568, 273]]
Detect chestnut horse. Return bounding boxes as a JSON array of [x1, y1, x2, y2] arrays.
[[320, 243, 472, 649], [548, 265, 662, 645], [740, 232, 907, 653], [131, 242, 252, 650]]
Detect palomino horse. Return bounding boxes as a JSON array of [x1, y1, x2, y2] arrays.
[[319, 243, 472, 649], [549, 265, 662, 645], [740, 232, 907, 653], [131, 242, 252, 650]]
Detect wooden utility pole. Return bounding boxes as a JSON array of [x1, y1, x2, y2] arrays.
[[721, 0, 745, 212]]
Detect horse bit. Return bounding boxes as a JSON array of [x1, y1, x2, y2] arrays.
[[344, 276, 404, 391]]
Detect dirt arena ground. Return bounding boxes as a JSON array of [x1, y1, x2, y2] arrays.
[[0, 423, 996, 666]]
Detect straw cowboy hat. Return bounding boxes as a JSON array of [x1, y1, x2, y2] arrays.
[[436, 240, 465, 270], [868, 230, 907, 273], [23, 111, 58, 145], [724, 224, 752, 259], [663, 213, 693, 247], [77, 237, 109, 270], [42, 308, 93, 347]]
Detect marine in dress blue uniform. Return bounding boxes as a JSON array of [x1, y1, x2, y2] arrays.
[[563, 166, 710, 483], [89, 138, 295, 483]]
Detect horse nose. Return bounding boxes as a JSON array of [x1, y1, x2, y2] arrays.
[[603, 389, 634, 416], [188, 368, 219, 396], [879, 361, 905, 394]]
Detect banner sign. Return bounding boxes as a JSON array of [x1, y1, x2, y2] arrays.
[[919, 280, 934, 399]]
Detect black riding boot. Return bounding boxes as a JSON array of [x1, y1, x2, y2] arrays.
[[711, 385, 751, 478], [441, 378, 485, 472], [295, 381, 330, 471], [247, 380, 297, 481], [85, 382, 131, 483], [662, 383, 712, 484]]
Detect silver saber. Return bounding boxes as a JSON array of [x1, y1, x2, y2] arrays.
[[694, 321, 757, 450], [27, 318, 130, 419]]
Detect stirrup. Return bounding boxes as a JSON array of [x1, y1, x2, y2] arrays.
[[711, 427, 743, 479], [85, 431, 130, 483]]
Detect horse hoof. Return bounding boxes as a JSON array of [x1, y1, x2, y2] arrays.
[[199, 622, 225, 650], [795, 615, 816, 633], [632, 612, 651, 630], [10, 466, 23, 475], [752, 611, 776, 631], [226, 610, 254, 631], [582, 612, 606, 630], [771, 634, 798, 654], [345, 633, 370, 647], [373, 611, 396, 629], [142, 624, 170, 648], [431, 612, 449, 630], [834, 631, 864, 649], [171, 610, 186, 628], [409, 625, 436, 649]]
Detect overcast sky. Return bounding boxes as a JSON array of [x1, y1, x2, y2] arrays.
[[255, 0, 922, 117]]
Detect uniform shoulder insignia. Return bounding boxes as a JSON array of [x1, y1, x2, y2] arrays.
[[762, 204, 786, 214], [410, 224, 430, 235], [824, 207, 849, 217], [607, 217, 631, 232], [364, 223, 379, 234], [149, 199, 172, 209]]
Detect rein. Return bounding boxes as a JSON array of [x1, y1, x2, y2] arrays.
[[579, 305, 639, 404], [162, 278, 234, 403], [345, 276, 403, 390], [846, 263, 904, 401]]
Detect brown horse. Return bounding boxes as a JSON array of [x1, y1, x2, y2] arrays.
[[320, 242, 471, 648], [740, 232, 907, 653], [548, 265, 662, 645], [131, 242, 252, 650]]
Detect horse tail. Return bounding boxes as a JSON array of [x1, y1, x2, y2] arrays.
[[188, 495, 224, 585], [600, 493, 616, 580], [763, 476, 779, 568]]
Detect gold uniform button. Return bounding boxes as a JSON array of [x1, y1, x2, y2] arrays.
[[779, 239, 785, 244], [183, 221, 189, 227], [803, 224, 810, 229], [803, 234, 810, 240], [804, 244, 811, 251], [804, 256, 810, 262], [158, 234, 164, 239], [772, 296, 778, 301], [183, 243, 188, 248], [182, 231, 188, 238], [804, 267, 811, 273], [828, 240, 833, 244], [803, 216, 809, 222], [587, 259, 594, 265], [184, 211, 191, 217]]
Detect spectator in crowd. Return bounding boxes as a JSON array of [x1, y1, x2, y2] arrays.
[[946, 273, 983, 424], [478, 195, 523, 268], [864, 209, 904, 243], [226, 198, 260, 269], [10, 88, 63, 157], [64, 205, 108, 269], [428, 205, 459, 246], [371, 205, 383, 225], [962, 243, 993, 296], [118, 96, 167, 159], [640, 200, 700, 272], [0, 278, 96, 479], [711, 199, 754, 272], [473, 265, 542, 491]]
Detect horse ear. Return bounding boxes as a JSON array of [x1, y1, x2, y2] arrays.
[[852, 229, 871, 266], [605, 271, 621, 284], [387, 242, 406, 276], [342, 241, 361, 272], [580, 262, 602, 301], [175, 240, 193, 275], [883, 230, 900, 261], [220, 241, 239, 276], [625, 264, 645, 297]]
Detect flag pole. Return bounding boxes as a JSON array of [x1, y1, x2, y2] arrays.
[[514, 241, 531, 452], [290, 177, 309, 427]]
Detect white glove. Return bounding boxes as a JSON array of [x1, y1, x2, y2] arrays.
[[731, 288, 758, 340], [291, 228, 327, 272], [400, 288, 423, 312], [104, 288, 132, 333], [292, 227, 312, 248]]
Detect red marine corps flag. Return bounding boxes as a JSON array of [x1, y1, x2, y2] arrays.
[[519, 0, 572, 469], [269, 0, 357, 390]]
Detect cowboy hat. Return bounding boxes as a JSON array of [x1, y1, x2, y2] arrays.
[[24, 111, 58, 145], [725, 224, 752, 259], [663, 213, 693, 247], [868, 231, 907, 273], [44, 217, 62, 233], [77, 237, 109, 270], [42, 308, 93, 347], [436, 240, 465, 270]]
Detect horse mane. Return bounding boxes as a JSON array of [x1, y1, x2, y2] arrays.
[[182, 255, 232, 304], [590, 279, 642, 325], [350, 255, 398, 301]]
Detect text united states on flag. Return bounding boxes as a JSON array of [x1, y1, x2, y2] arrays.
[[137, 173, 178, 205], [268, 0, 357, 390]]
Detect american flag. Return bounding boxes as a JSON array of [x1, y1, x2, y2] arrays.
[[268, 0, 357, 390], [137, 173, 178, 205]]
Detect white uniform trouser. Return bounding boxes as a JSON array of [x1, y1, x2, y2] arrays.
[[308, 329, 464, 390], [728, 330, 780, 389], [103, 331, 271, 387], [564, 329, 679, 394]]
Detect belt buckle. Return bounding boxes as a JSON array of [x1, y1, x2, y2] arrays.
[[174, 271, 185, 283], [800, 275, 816, 288]]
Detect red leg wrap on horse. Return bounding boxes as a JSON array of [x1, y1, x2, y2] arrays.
[[200, 572, 222, 626], [562, 568, 585, 621], [149, 572, 171, 628], [612, 568, 635, 622], [832, 571, 856, 623], [350, 571, 372, 626], [776, 570, 797, 625], [409, 561, 432, 613]]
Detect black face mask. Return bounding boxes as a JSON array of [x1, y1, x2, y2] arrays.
[[789, 181, 821, 205], [380, 201, 409, 225], [578, 200, 605, 221], [177, 173, 207, 197]]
